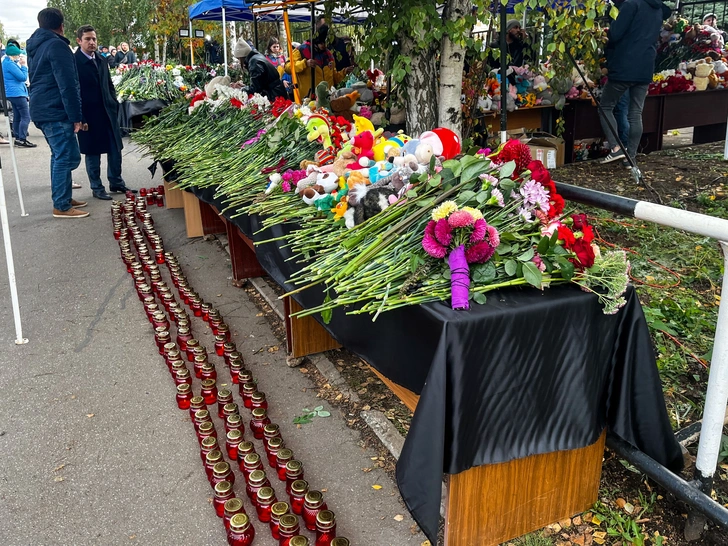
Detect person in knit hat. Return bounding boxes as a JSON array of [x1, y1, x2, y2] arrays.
[[2, 43, 35, 147], [489, 19, 529, 68], [233, 38, 287, 101]]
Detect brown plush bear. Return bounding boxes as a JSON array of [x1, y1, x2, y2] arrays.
[[330, 91, 360, 122]]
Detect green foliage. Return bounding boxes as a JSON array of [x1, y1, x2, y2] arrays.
[[293, 406, 331, 425]]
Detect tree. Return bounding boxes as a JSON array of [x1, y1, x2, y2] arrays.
[[0, 19, 6, 45]]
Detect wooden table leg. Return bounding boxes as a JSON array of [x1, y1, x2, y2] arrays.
[[200, 201, 226, 235], [182, 191, 204, 238], [163, 180, 184, 209], [226, 221, 266, 280], [284, 297, 341, 358]]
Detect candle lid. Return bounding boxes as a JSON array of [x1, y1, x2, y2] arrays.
[[224, 497, 244, 513], [289, 537, 309, 546], [256, 486, 275, 501], [229, 513, 250, 531], [214, 480, 232, 494], [271, 501, 290, 516]]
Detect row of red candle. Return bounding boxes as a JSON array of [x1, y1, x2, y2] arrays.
[[112, 199, 347, 546]]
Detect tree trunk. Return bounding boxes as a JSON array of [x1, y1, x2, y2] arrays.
[[162, 36, 168, 66], [278, 22, 288, 54], [400, 35, 438, 136], [438, 0, 470, 137], [154, 34, 160, 64]]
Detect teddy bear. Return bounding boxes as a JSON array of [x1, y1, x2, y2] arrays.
[[330, 91, 360, 122], [346, 131, 375, 169], [694, 59, 714, 91], [346, 169, 370, 189]]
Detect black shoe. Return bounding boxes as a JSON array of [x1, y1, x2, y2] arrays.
[[93, 190, 113, 200], [109, 185, 136, 194], [15, 139, 37, 148]]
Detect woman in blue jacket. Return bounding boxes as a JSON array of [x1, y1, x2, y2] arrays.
[[2, 43, 36, 147]]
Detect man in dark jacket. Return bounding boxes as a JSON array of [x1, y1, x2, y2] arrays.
[[599, 0, 670, 166], [233, 38, 287, 102], [114, 42, 136, 66], [74, 25, 132, 200], [27, 7, 89, 218]]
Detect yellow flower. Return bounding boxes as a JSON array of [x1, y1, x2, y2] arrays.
[[432, 201, 458, 221], [165, 64, 173, 70], [461, 206, 483, 221]]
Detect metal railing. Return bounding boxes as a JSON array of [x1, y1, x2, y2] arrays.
[[554, 182, 728, 535]]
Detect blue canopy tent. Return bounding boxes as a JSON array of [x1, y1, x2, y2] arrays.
[[189, 0, 254, 75]]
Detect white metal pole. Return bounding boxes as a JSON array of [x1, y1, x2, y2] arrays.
[[189, 20, 195, 66], [0, 158, 28, 344], [4, 116, 28, 217], [222, 6, 229, 77], [695, 241, 728, 483]]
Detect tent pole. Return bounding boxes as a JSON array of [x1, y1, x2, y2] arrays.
[[189, 19, 195, 65], [254, 14, 259, 52], [310, 2, 316, 100], [283, 9, 301, 104], [222, 6, 229, 76], [500, 4, 507, 143]]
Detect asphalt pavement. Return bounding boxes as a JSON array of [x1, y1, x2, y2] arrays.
[[0, 124, 423, 546]]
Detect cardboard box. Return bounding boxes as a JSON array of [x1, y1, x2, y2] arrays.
[[506, 128, 565, 169]]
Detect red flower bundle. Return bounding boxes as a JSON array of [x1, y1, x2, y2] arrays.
[[557, 214, 596, 270], [492, 140, 533, 175], [527, 160, 565, 219]]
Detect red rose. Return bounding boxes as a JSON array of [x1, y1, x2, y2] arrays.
[[548, 194, 565, 219], [581, 224, 595, 243], [557, 225, 576, 246], [571, 213, 588, 231], [570, 238, 595, 269], [528, 160, 550, 184]]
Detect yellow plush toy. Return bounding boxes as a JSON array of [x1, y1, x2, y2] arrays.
[[346, 170, 370, 189]]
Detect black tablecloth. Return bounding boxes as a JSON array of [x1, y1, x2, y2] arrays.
[[187, 183, 683, 543], [118, 99, 168, 136]]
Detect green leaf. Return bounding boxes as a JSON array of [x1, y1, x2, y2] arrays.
[[442, 159, 461, 177], [317, 410, 331, 417], [537, 236, 550, 255], [429, 154, 437, 173], [558, 42, 565, 53], [460, 156, 491, 183], [428, 174, 442, 187], [415, 197, 436, 208], [649, 320, 679, 336], [406, 189, 418, 199], [473, 292, 487, 305], [517, 248, 535, 262], [321, 293, 333, 324], [609, 5, 619, 19], [476, 191, 489, 204], [457, 190, 477, 204], [505, 260, 517, 276], [314, 405, 324, 411], [499, 161, 516, 179], [556, 256, 575, 281], [472, 261, 497, 284], [522, 261, 543, 288], [497, 242, 512, 254]]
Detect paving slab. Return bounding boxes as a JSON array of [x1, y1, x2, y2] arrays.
[[0, 130, 423, 545]]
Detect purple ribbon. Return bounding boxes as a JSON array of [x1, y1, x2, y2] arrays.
[[448, 244, 470, 310]]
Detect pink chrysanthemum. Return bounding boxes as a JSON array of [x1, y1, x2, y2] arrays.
[[486, 225, 500, 249], [470, 218, 487, 243], [434, 218, 453, 246], [465, 241, 495, 264], [425, 220, 436, 238], [447, 210, 475, 228], [422, 233, 447, 259], [281, 181, 291, 192]]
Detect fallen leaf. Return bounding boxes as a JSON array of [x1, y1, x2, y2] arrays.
[[394, 514, 404, 522], [421, 541, 432, 546], [593, 530, 607, 544], [572, 515, 582, 526], [624, 502, 635, 514], [53, 464, 65, 472], [372, 484, 382, 490], [363, 405, 371, 411], [267, 346, 279, 353], [216, 294, 222, 297], [362, 467, 372, 472], [615, 497, 626, 509], [129, 535, 136, 540], [256, 313, 263, 317], [335, 394, 343, 401], [571, 535, 586, 546], [70, 395, 77, 399], [371, 456, 379, 460], [53, 476, 65, 482], [299, 368, 308, 373], [559, 518, 572, 529], [321, 489, 328, 493]]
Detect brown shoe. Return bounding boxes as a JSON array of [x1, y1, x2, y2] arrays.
[[53, 208, 90, 218], [71, 199, 88, 208]]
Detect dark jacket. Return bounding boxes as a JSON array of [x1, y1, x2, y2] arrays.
[[26, 28, 82, 124], [245, 50, 287, 102], [606, 0, 669, 83], [114, 49, 136, 65], [74, 48, 123, 155]]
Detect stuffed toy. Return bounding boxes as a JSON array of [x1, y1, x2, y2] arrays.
[[204, 75, 232, 98], [330, 91, 360, 122], [315, 81, 331, 111], [346, 170, 370, 189], [346, 131, 376, 169], [415, 143, 434, 164], [306, 114, 332, 149], [477, 96, 493, 112], [351, 81, 374, 103], [694, 59, 713, 91], [431, 128, 461, 160], [550, 76, 574, 109], [265, 173, 282, 194]]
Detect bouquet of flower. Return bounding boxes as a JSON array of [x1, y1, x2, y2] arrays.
[[423, 204, 499, 309]]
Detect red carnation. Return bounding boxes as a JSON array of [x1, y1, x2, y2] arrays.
[[570, 238, 595, 270], [557, 225, 576, 246], [527, 160, 550, 184], [494, 140, 533, 175], [548, 193, 565, 219]]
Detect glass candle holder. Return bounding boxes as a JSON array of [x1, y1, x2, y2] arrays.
[[201, 377, 218, 405], [212, 461, 235, 488], [278, 515, 301, 546], [285, 461, 304, 496], [302, 491, 327, 531], [245, 469, 270, 506], [238, 369, 254, 386], [290, 536, 310, 546], [217, 390, 233, 418], [223, 343, 237, 366], [242, 452, 263, 480], [213, 480, 234, 517], [225, 414, 244, 436], [250, 408, 270, 440], [270, 501, 290, 540], [197, 421, 217, 445], [330, 539, 350, 546], [230, 360, 243, 384], [241, 383, 257, 409], [252, 392, 269, 412], [201, 303, 212, 322], [185, 339, 200, 362], [255, 486, 277, 522], [227, 513, 255, 546], [201, 362, 217, 382], [176, 384, 192, 409], [223, 497, 245, 531], [289, 480, 309, 515], [266, 437, 285, 468], [315, 510, 336, 546], [276, 449, 294, 481], [226, 429, 243, 461], [176, 327, 193, 351], [193, 409, 212, 433], [189, 396, 206, 419], [173, 367, 192, 387], [214, 335, 227, 356], [200, 435, 219, 463], [223, 403, 239, 421], [194, 355, 208, 379], [204, 450, 224, 481], [236, 442, 255, 470]]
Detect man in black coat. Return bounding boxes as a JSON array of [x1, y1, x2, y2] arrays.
[[233, 38, 287, 102], [598, 0, 671, 166], [74, 25, 133, 199]]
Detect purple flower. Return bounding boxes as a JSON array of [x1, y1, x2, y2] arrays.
[[488, 188, 505, 207], [519, 180, 551, 213], [533, 252, 546, 272], [423, 233, 447, 258], [465, 241, 495, 264], [434, 218, 453, 246]]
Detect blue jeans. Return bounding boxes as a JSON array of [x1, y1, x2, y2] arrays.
[[8, 97, 29, 140], [36, 121, 81, 211], [84, 131, 124, 191], [613, 92, 629, 150], [598, 81, 649, 161]]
